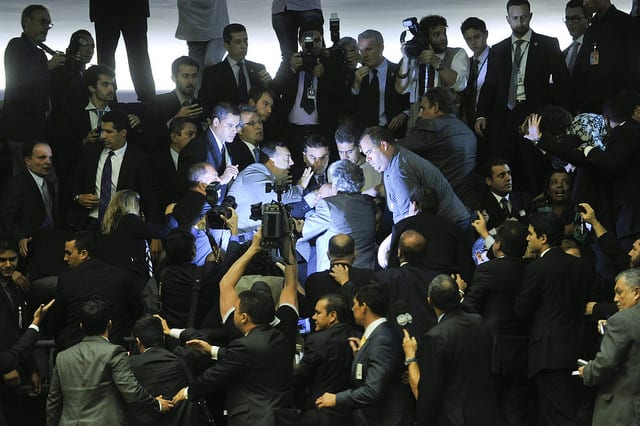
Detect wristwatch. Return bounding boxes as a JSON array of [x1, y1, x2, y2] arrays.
[[73, 194, 80, 203], [404, 357, 417, 366]]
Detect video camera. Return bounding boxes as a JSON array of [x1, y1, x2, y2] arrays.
[[400, 17, 429, 60], [205, 182, 237, 229], [248, 180, 300, 257]]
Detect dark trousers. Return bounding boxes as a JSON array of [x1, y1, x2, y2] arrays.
[[495, 373, 531, 426], [271, 8, 324, 62], [534, 369, 577, 426], [94, 15, 156, 101]]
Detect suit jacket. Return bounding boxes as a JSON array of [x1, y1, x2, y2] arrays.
[[476, 31, 569, 127], [151, 147, 181, 209], [177, 128, 228, 193], [346, 60, 409, 139], [477, 187, 531, 232], [335, 321, 409, 426], [227, 135, 258, 172], [1, 170, 59, 242], [50, 258, 144, 351], [46, 335, 159, 426], [416, 307, 499, 426], [200, 58, 267, 113], [463, 256, 530, 375], [300, 193, 377, 272], [294, 322, 358, 425], [582, 303, 640, 426], [190, 324, 297, 426], [0, 327, 38, 376], [514, 248, 593, 377], [70, 142, 160, 228]]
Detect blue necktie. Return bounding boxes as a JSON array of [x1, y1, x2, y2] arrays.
[[99, 151, 115, 221]]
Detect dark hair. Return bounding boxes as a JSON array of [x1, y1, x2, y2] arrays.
[[102, 110, 129, 132], [0, 238, 17, 254], [399, 230, 427, 264], [566, 0, 587, 13], [423, 87, 456, 114], [507, 0, 531, 11], [328, 234, 355, 258], [355, 284, 389, 317], [169, 117, 196, 136], [480, 157, 509, 179], [21, 4, 48, 29], [164, 229, 196, 264], [361, 126, 395, 147], [529, 212, 564, 248], [211, 102, 240, 120], [335, 123, 362, 145], [537, 105, 573, 138], [260, 140, 288, 164], [84, 64, 115, 90], [22, 141, 50, 159], [133, 315, 164, 348], [171, 55, 200, 75], [304, 134, 329, 151], [419, 15, 448, 34], [223, 23, 247, 43], [248, 85, 275, 103], [321, 293, 349, 322], [495, 221, 528, 257], [239, 104, 258, 115], [428, 274, 461, 311], [238, 289, 275, 325], [71, 231, 98, 256], [80, 299, 110, 335], [602, 90, 640, 124], [460, 17, 487, 33], [409, 186, 439, 214]]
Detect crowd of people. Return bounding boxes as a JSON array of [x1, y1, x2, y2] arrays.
[[1, 0, 640, 425]]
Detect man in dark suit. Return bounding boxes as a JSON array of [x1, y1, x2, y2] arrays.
[[69, 109, 160, 230], [89, 0, 155, 101], [475, 0, 569, 194], [49, 231, 144, 351], [47, 300, 172, 425], [316, 284, 410, 426], [1, 142, 58, 259], [515, 212, 594, 425], [295, 294, 358, 426], [347, 29, 409, 139], [200, 23, 272, 113], [463, 221, 530, 426], [177, 102, 240, 199], [172, 289, 297, 426], [410, 274, 500, 425], [460, 17, 490, 130], [228, 104, 264, 171], [562, 0, 589, 79]]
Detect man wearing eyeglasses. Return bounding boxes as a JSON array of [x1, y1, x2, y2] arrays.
[[228, 104, 265, 171], [1, 4, 65, 175], [563, 0, 590, 77]]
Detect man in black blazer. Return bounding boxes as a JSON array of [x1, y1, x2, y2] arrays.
[[200, 23, 272, 113], [347, 29, 410, 139], [50, 231, 144, 351], [173, 289, 297, 426], [463, 221, 530, 426], [227, 104, 264, 171], [475, 0, 569, 193], [413, 275, 500, 425], [515, 212, 593, 426], [316, 284, 411, 426], [295, 294, 358, 426], [69, 110, 160, 230]]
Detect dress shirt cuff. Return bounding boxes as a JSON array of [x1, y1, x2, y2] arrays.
[[28, 324, 40, 332], [184, 387, 189, 400], [222, 308, 235, 324], [169, 328, 185, 339], [210, 345, 220, 360], [229, 236, 240, 243], [583, 145, 596, 157], [483, 235, 496, 250], [303, 192, 317, 208], [351, 87, 360, 96]]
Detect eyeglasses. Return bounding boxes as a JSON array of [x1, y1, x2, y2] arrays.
[[240, 120, 264, 128], [34, 18, 53, 29], [563, 16, 586, 23]]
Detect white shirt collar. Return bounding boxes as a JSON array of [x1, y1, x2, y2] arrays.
[[362, 317, 387, 341], [511, 29, 532, 44], [104, 142, 128, 156], [540, 247, 552, 257], [437, 312, 445, 323], [27, 169, 44, 187]]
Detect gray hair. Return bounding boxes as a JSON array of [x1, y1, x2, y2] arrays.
[[329, 160, 364, 193], [616, 268, 640, 290], [358, 29, 383, 46]]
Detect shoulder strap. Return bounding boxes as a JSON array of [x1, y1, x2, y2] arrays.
[[186, 266, 205, 328]]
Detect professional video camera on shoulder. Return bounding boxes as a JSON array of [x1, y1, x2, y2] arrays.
[[205, 182, 237, 229], [401, 17, 429, 59], [248, 180, 301, 256]]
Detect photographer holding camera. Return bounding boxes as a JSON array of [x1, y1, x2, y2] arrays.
[[396, 16, 469, 132]]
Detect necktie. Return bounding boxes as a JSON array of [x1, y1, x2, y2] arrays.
[[96, 109, 105, 130], [316, 174, 326, 186], [507, 39, 525, 110], [300, 72, 315, 115], [500, 197, 511, 218], [219, 145, 227, 175], [566, 41, 580, 75], [368, 68, 380, 126], [99, 150, 115, 221], [467, 57, 480, 120], [426, 64, 436, 90], [237, 61, 248, 103], [182, 100, 191, 107], [360, 334, 367, 347], [41, 180, 54, 227], [253, 147, 260, 162]]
